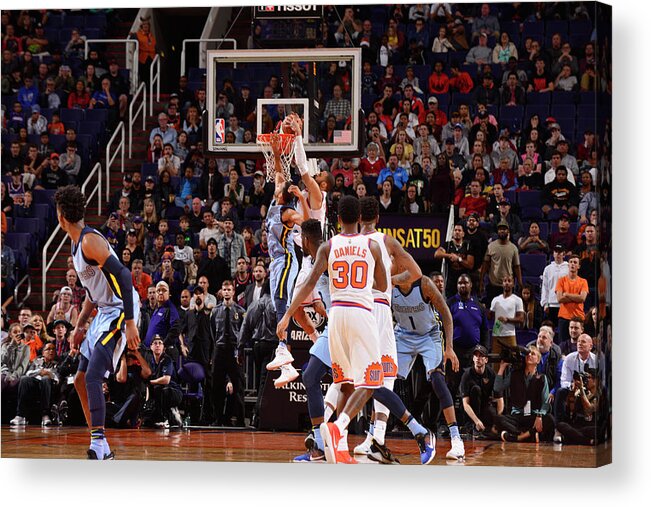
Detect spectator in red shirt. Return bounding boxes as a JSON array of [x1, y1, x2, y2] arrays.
[[358, 142, 385, 177], [132, 259, 153, 302], [459, 180, 489, 219], [449, 63, 474, 94], [428, 60, 450, 94], [427, 96, 448, 130]]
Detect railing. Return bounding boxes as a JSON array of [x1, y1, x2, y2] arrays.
[[128, 82, 147, 158], [149, 54, 161, 116], [441, 205, 456, 285], [13, 273, 31, 309], [84, 38, 139, 94], [106, 121, 126, 193], [180, 38, 237, 78], [42, 162, 102, 310]]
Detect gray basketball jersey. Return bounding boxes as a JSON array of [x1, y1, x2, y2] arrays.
[[72, 226, 127, 309]]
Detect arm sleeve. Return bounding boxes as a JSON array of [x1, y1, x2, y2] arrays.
[[102, 254, 136, 321]]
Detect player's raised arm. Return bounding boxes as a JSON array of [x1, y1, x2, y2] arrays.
[[289, 113, 323, 210], [421, 275, 458, 372], [276, 240, 331, 339], [369, 239, 388, 293], [385, 234, 422, 286], [81, 232, 140, 350]]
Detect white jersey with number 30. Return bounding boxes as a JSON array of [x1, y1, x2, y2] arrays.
[[328, 233, 375, 311]]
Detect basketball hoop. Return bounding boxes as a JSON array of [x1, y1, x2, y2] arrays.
[[257, 132, 296, 182]]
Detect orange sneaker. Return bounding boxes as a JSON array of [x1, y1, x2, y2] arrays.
[[336, 449, 358, 464], [319, 422, 341, 464]]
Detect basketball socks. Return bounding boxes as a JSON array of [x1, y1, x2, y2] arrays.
[[448, 422, 460, 440], [338, 429, 349, 451], [278, 341, 288, 350], [334, 413, 350, 434], [90, 428, 105, 456], [323, 404, 334, 423], [313, 424, 325, 451], [373, 420, 387, 446], [406, 415, 428, 437]]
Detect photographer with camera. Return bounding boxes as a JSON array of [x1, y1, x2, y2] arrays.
[[553, 334, 599, 432], [494, 345, 555, 442], [109, 346, 151, 428], [555, 366, 602, 445], [459, 345, 503, 438]]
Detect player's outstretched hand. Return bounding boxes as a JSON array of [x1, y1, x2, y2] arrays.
[[276, 315, 290, 340], [288, 184, 301, 197], [444, 347, 459, 372], [125, 320, 141, 351], [69, 326, 86, 349]]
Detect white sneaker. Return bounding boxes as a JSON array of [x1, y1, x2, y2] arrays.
[[155, 419, 170, 429], [274, 364, 299, 388], [353, 433, 374, 455], [553, 430, 563, 444], [41, 415, 52, 427], [10, 415, 26, 426], [446, 436, 465, 460], [170, 407, 183, 428], [266, 344, 294, 371]]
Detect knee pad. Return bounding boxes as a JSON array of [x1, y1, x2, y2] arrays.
[[430, 371, 454, 410], [324, 382, 341, 410]]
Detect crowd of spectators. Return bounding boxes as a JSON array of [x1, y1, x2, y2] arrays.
[[1, 5, 612, 446]]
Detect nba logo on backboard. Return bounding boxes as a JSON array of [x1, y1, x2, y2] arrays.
[[214, 118, 225, 144]]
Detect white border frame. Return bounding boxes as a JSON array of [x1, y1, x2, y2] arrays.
[[206, 47, 362, 156], [256, 98, 310, 144]]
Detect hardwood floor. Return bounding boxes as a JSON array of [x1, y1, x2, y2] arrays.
[[1, 426, 611, 467]]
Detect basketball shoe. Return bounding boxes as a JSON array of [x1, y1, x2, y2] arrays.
[[274, 364, 299, 388], [415, 430, 436, 465], [446, 436, 465, 460], [266, 343, 294, 370], [353, 432, 374, 455], [320, 422, 341, 464], [293, 448, 325, 462], [367, 439, 400, 464]]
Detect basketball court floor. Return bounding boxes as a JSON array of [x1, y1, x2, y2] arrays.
[[1, 426, 610, 467]]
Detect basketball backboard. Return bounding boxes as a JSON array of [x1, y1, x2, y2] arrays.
[[204, 47, 364, 159]]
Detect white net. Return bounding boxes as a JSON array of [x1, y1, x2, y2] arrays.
[[256, 133, 296, 182]]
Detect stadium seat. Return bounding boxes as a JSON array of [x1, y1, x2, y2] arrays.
[[61, 108, 85, 124], [85, 109, 109, 126], [63, 15, 84, 28], [13, 217, 44, 245], [521, 207, 544, 221], [522, 21, 544, 37], [551, 105, 576, 118], [85, 14, 107, 29], [518, 190, 541, 211], [516, 330, 538, 347], [519, 253, 547, 277], [552, 91, 577, 105], [545, 20, 568, 37], [526, 91, 551, 104], [525, 104, 550, 121], [244, 206, 261, 220], [579, 91, 596, 104], [141, 163, 158, 179]]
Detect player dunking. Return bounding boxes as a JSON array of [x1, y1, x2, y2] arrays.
[[263, 133, 310, 386], [392, 275, 466, 460], [266, 114, 333, 388], [278, 196, 436, 465], [54, 185, 140, 459]]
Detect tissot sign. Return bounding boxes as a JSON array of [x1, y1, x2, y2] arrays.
[[254, 5, 323, 19]]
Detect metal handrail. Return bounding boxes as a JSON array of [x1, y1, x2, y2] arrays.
[[84, 38, 139, 94], [13, 273, 31, 309], [128, 82, 147, 158], [106, 122, 126, 193], [149, 54, 161, 116], [180, 38, 237, 78], [41, 162, 102, 310]]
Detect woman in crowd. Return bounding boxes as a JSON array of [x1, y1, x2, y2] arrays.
[[518, 221, 549, 254]]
